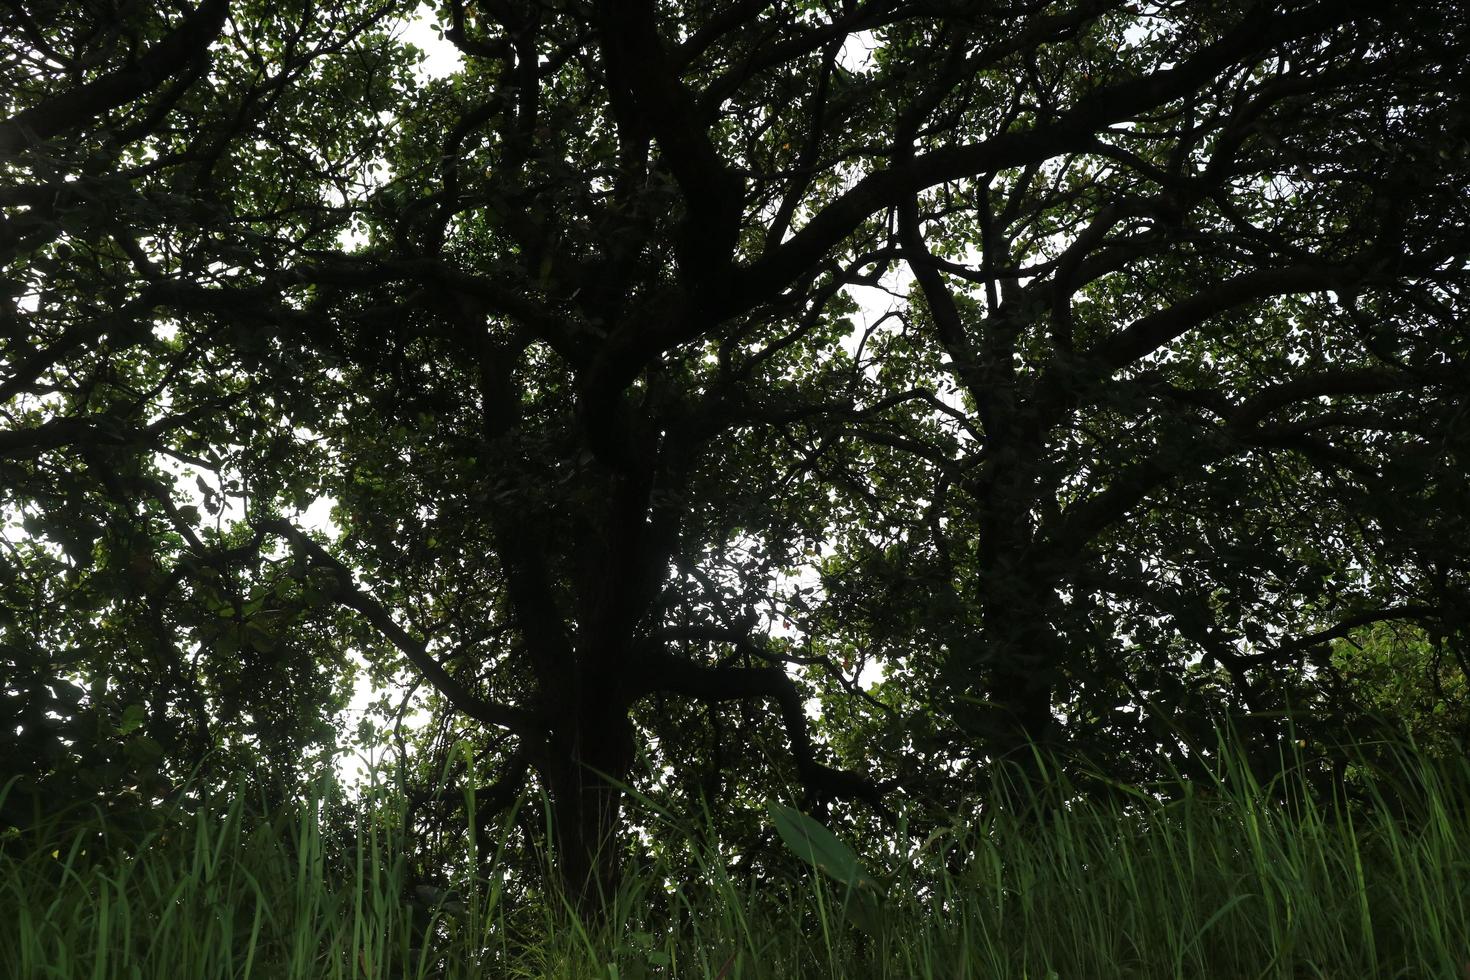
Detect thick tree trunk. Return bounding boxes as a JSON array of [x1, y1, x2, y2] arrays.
[[982, 599, 1059, 757], [972, 449, 1061, 767], [542, 690, 636, 916]]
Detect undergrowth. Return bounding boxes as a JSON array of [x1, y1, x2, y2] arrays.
[[2, 736, 1467, 979]]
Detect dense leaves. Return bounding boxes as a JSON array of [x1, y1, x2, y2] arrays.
[[3, 0, 1467, 912]]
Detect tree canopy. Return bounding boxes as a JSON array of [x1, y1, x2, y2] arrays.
[[4, 0, 1468, 909]]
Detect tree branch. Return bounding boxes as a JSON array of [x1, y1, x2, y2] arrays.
[[0, 0, 230, 155], [635, 650, 886, 808], [264, 519, 539, 736]]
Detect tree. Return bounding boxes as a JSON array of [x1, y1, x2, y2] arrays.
[[1, 0, 393, 833], [4, 0, 1467, 912], [806, 0, 1470, 795]]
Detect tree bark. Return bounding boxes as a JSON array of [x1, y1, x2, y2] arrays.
[[542, 693, 636, 914]]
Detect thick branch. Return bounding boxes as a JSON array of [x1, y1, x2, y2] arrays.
[[1091, 264, 1347, 378], [0, 0, 229, 155], [636, 650, 885, 807], [735, 0, 1368, 310], [1257, 604, 1441, 666], [899, 194, 993, 433], [1040, 366, 1426, 561], [595, 0, 743, 277], [264, 519, 538, 736]]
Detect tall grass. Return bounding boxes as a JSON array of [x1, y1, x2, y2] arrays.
[[2, 737, 1467, 979]]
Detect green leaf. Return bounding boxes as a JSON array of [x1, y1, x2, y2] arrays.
[[125, 735, 164, 765], [118, 704, 147, 735], [766, 800, 880, 892], [767, 800, 888, 934], [244, 622, 277, 653]]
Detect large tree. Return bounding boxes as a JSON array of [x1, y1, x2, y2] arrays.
[[811, 0, 1470, 792], [4, 0, 1467, 908]]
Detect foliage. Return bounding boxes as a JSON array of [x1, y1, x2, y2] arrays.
[[3, 0, 1469, 913]]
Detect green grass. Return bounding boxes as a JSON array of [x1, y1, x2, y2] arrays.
[[3, 739, 1468, 979]]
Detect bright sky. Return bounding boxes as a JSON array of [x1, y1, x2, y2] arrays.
[[401, 5, 464, 81]]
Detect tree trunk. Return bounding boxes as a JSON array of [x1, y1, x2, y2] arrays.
[[972, 450, 1060, 768], [983, 600, 1059, 758], [543, 692, 636, 916]]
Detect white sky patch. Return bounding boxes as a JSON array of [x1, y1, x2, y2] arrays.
[[298, 493, 341, 542], [843, 267, 915, 358], [837, 30, 878, 74], [336, 666, 434, 790], [400, 4, 464, 82], [153, 452, 249, 528]]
